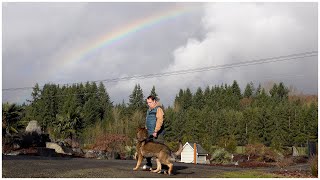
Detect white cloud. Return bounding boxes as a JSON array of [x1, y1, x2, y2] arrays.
[[155, 2, 317, 105], [2, 3, 317, 106]]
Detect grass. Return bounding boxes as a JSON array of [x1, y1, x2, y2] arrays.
[[214, 170, 284, 178], [235, 146, 308, 156], [296, 147, 307, 156], [236, 146, 246, 154]]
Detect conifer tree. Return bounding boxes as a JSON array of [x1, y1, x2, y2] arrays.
[[27, 83, 43, 124], [231, 80, 242, 99], [98, 82, 113, 123], [183, 88, 193, 110], [193, 87, 204, 109], [243, 82, 254, 98], [149, 85, 159, 101], [128, 84, 145, 112]]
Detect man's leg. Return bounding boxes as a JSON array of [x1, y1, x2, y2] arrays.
[[143, 157, 153, 170]]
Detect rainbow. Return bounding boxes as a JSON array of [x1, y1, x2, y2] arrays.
[[62, 5, 200, 67]]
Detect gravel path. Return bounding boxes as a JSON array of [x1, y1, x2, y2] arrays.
[[2, 155, 310, 178]]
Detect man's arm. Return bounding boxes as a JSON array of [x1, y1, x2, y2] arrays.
[[154, 107, 164, 134]]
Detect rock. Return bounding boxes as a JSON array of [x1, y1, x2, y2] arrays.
[[72, 148, 84, 157], [64, 138, 80, 148], [96, 151, 107, 159], [292, 146, 299, 157], [85, 150, 97, 158], [5, 151, 21, 156], [13, 143, 20, 150], [61, 146, 73, 155], [46, 142, 71, 155], [25, 120, 42, 134]]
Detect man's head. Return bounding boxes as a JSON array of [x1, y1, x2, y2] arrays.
[[146, 95, 157, 109]]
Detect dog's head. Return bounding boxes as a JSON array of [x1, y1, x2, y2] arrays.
[[136, 127, 148, 142]]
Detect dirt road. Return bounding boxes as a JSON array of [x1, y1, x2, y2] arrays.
[[2, 155, 310, 178]]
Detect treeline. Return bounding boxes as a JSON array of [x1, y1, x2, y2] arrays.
[[164, 81, 317, 152], [2, 80, 318, 152]]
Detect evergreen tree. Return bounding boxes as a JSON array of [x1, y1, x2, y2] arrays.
[[98, 82, 113, 123], [254, 83, 262, 97], [183, 88, 193, 110], [269, 83, 279, 99], [174, 89, 184, 111], [277, 82, 289, 101], [128, 84, 145, 112], [305, 102, 318, 142], [27, 83, 42, 123], [149, 85, 159, 101], [231, 80, 242, 99], [270, 82, 289, 102], [18, 79, 318, 151], [82, 96, 100, 127], [193, 87, 204, 109], [40, 84, 59, 132], [243, 82, 254, 98]]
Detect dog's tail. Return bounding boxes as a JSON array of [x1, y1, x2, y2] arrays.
[[171, 140, 183, 161], [174, 140, 183, 156]]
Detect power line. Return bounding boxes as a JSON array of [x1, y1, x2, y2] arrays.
[[93, 51, 317, 83], [2, 73, 312, 101], [2, 51, 317, 92]]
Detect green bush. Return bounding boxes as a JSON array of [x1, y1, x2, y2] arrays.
[[124, 145, 136, 159], [210, 148, 232, 164], [217, 136, 237, 154]]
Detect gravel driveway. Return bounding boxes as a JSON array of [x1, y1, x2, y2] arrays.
[[2, 155, 310, 178]]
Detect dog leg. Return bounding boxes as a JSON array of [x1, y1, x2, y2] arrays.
[[133, 155, 143, 170], [152, 158, 161, 173], [167, 163, 173, 175]]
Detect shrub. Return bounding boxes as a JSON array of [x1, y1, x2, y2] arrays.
[[245, 143, 265, 160], [210, 148, 232, 164], [245, 143, 283, 162], [92, 133, 129, 152], [124, 145, 136, 159], [217, 136, 237, 154], [309, 154, 318, 177]]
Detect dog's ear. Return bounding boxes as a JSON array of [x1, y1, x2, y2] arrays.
[[136, 127, 143, 133]]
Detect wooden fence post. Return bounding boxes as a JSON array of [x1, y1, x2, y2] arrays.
[[194, 143, 197, 165]]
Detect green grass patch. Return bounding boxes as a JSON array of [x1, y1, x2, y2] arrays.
[[236, 146, 246, 154], [296, 147, 307, 156], [214, 170, 284, 178]]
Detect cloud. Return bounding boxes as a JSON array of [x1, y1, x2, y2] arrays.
[[154, 2, 317, 105], [2, 3, 317, 106]]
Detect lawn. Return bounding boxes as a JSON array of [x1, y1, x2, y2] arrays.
[[214, 170, 284, 178]]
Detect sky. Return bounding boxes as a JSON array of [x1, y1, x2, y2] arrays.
[[2, 2, 318, 107]]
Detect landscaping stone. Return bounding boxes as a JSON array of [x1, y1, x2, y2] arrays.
[[25, 120, 42, 134]]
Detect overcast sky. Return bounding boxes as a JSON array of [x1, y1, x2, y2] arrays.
[[2, 2, 318, 106]]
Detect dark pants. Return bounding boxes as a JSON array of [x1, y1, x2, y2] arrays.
[[146, 134, 168, 171]]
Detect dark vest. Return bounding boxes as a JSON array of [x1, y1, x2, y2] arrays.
[[146, 106, 164, 136]]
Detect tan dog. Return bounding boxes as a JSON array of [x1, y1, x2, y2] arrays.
[[133, 127, 183, 175]]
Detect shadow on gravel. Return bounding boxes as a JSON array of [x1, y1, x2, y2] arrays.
[[173, 165, 194, 175], [2, 155, 74, 160]]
